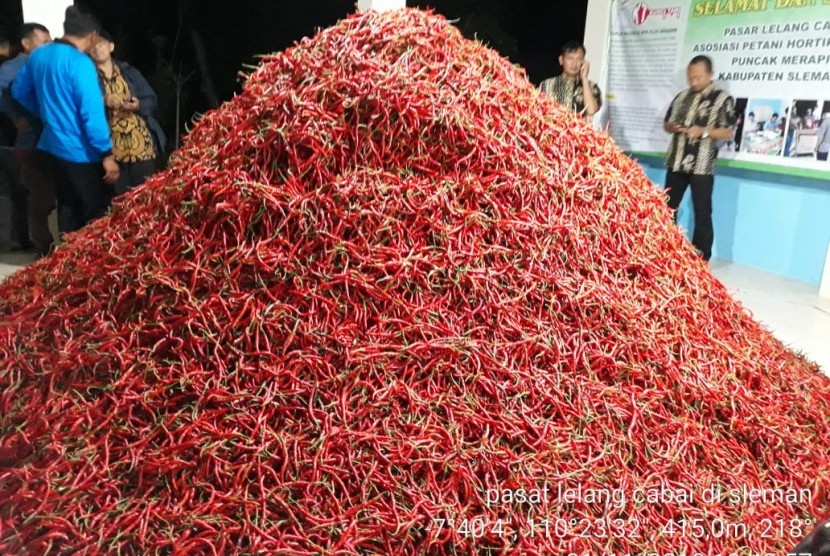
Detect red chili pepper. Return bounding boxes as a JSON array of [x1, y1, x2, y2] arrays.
[[1, 7, 829, 556]]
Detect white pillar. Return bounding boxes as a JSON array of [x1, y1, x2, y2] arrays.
[[820, 242, 830, 299], [583, 0, 613, 129], [22, 0, 72, 38], [357, 0, 406, 11], [583, 0, 612, 81]]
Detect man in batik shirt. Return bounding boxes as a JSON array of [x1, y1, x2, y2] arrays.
[[539, 41, 602, 119], [663, 55, 736, 262]]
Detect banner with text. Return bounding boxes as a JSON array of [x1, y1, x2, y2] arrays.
[[606, 0, 830, 178]]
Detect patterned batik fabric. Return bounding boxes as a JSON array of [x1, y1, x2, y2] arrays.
[[539, 74, 603, 117], [99, 64, 156, 163], [664, 85, 736, 175]]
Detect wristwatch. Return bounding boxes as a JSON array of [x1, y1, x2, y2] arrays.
[[702, 129, 710, 139]]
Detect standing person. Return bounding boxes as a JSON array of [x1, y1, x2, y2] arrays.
[[802, 107, 817, 129], [91, 31, 165, 195], [0, 23, 55, 255], [0, 33, 22, 251], [784, 110, 800, 157], [816, 113, 830, 162], [0, 25, 51, 100], [539, 41, 602, 119], [663, 55, 736, 262], [11, 7, 118, 235]]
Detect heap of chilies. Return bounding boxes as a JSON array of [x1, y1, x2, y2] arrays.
[[1, 8, 828, 555]]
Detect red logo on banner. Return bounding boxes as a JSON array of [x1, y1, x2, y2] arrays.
[[634, 2, 651, 25], [630, 2, 681, 25]]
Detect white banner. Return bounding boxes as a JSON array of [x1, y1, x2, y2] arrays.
[[606, 0, 830, 177]]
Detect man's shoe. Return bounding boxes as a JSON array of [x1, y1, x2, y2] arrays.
[[35, 242, 55, 259], [10, 240, 35, 252]]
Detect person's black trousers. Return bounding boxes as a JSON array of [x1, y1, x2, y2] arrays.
[[665, 171, 715, 261], [115, 159, 157, 196], [21, 150, 57, 255], [818, 151, 828, 161], [0, 147, 30, 248], [48, 155, 113, 234]]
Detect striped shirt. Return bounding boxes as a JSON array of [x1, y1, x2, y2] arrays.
[[539, 75, 602, 117], [664, 84, 736, 175]]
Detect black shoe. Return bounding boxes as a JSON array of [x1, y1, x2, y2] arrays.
[[35, 242, 55, 259], [10, 240, 35, 252]]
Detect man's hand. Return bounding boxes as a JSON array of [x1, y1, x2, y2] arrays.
[[121, 98, 140, 112], [665, 122, 687, 134], [580, 61, 591, 81], [105, 95, 123, 110], [103, 156, 120, 184], [685, 125, 705, 140]]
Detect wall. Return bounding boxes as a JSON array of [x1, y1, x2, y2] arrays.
[[585, 0, 830, 286], [639, 156, 830, 285], [357, 0, 405, 11], [21, 0, 72, 38], [584, 0, 613, 131]]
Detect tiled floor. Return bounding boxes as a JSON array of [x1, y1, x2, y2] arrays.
[[1, 254, 828, 374], [0, 251, 37, 281], [709, 260, 830, 374]]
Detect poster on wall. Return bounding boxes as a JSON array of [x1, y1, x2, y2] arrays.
[[606, 0, 830, 178]]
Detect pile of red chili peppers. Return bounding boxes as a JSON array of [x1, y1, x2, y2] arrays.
[[1, 9, 828, 555]]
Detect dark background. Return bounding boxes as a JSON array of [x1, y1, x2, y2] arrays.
[[0, 0, 589, 151]]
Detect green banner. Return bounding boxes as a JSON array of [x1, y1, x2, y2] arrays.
[[607, 0, 830, 179]]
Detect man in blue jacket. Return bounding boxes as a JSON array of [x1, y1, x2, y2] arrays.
[[12, 7, 119, 234]]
